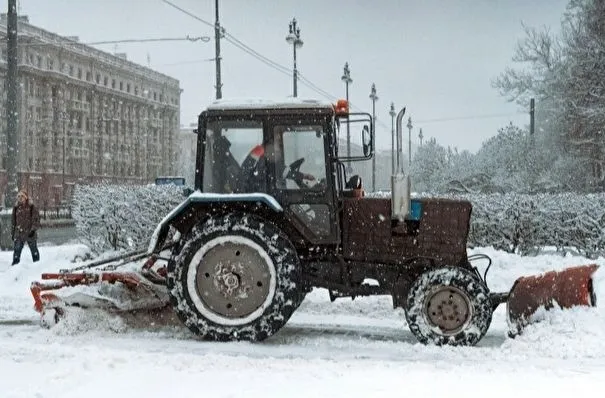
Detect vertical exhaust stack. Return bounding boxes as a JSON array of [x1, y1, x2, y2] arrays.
[[391, 107, 410, 221]]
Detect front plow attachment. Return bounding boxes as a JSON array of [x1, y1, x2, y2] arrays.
[[29, 251, 172, 327], [506, 264, 600, 336]]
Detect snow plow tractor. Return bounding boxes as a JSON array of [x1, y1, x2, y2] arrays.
[[31, 98, 600, 346]]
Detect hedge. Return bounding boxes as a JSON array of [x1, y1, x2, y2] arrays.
[[72, 185, 605, 259]]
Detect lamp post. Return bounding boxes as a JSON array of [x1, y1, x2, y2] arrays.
[[418, 127, 424, 147], [341, 62, 352, 171], [389, 102, 396, 175], [5, 0, 19, 207], [369, 83, 378, 191], [406, 116, 413, 168], [286, 18, 303, 97]]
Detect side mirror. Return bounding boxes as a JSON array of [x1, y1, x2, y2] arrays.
[[362, 125, 372, 157]]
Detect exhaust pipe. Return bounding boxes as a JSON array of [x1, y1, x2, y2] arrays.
[[391, 107, 411, 221]]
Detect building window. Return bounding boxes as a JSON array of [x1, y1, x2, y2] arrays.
[[69, 65, 74, 76], [153, 92, 157, 101], [78, 68, 82, 79], [112, 79, 116, 89], [37, 55, 42, 68], [104, 76, 108, 86], [120, 81, 123, 90], [86, 71, 91, 81], [134, 86, 139, 96], [47, 58, 54, 70], [127, 83, 130, 93], [95, 73, 100, 84]]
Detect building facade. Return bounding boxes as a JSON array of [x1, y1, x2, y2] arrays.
[[0, 15, 181, 208]]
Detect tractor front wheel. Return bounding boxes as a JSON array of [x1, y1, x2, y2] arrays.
[[405, 267, 493, 346], [167, 213, 303, 341]]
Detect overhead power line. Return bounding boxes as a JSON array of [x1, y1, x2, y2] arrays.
[[13, 36, 210, 47], [87, 36, 210, 45], [161, 0, 215, 29]]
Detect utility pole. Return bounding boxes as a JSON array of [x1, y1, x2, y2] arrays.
[[214, 0, 222, 99], [5, 0, 19, 207], [389, 102, 396, 175], [418, 128, 424, 147], [406, 116, 413, 168], [341, 62, 352, 171], [369, 83, 378, 191], [286, 18, 303, 97]]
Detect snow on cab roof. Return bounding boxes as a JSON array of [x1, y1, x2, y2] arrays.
[[205, 97, 335, 111]]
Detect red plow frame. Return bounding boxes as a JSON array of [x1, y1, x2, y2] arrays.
[[29, 250, 168, 323]]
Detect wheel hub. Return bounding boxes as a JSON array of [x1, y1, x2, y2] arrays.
[[220, 272, 241, 294], [194, 240, 272, 319], [424, 286, 471, 335]]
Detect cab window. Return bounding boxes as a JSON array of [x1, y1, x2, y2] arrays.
[[202, 119, 265, 193], [274, 125, 326, 191]]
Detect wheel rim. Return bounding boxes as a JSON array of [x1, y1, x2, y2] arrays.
[[423, 285, 472, 335], [186, 235, 277, 326]]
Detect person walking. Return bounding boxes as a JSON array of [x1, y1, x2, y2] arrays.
[[11, 190, 40, 265]]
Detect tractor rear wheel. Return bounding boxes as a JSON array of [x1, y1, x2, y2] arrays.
[[167, 213, 303, 341], [405, 267, 493, 346]]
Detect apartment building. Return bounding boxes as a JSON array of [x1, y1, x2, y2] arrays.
[[0, 14, 181, 207]]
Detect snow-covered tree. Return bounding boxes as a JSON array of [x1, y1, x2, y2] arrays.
[[410, 138, 449, 192], [492, 0, 605, 191]]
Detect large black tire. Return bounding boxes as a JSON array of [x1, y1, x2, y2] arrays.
[[167, 212, 303, 341], [405, 267, 493, 346]]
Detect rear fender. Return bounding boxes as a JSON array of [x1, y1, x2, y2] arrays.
[[147, 191, 283, 254]]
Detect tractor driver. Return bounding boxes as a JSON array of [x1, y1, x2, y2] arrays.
[[237, 134, 317, 193]]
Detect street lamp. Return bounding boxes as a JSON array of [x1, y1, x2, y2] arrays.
[[369, 83, 378, 191], [418, 127, 424, 147], [406, 116, 413, 168], [341, 62, 352, 171], [389, 102, 396, 175], [285, 18, 303, 97]]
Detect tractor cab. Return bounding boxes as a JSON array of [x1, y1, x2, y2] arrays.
[[194, 98, 373, 246]]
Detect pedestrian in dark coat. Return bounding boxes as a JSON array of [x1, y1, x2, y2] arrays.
[[11, 190, 40, 265]]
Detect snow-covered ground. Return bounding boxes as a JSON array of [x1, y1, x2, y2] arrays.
[[1, 243, 605, 398]]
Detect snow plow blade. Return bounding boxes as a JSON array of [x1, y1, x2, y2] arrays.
[[506, 264, 599, 336]]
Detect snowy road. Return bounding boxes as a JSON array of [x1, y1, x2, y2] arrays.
[[1, 244, 605, 397]]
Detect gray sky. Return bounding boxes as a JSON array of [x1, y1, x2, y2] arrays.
[[9, 0, 568, 152]]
